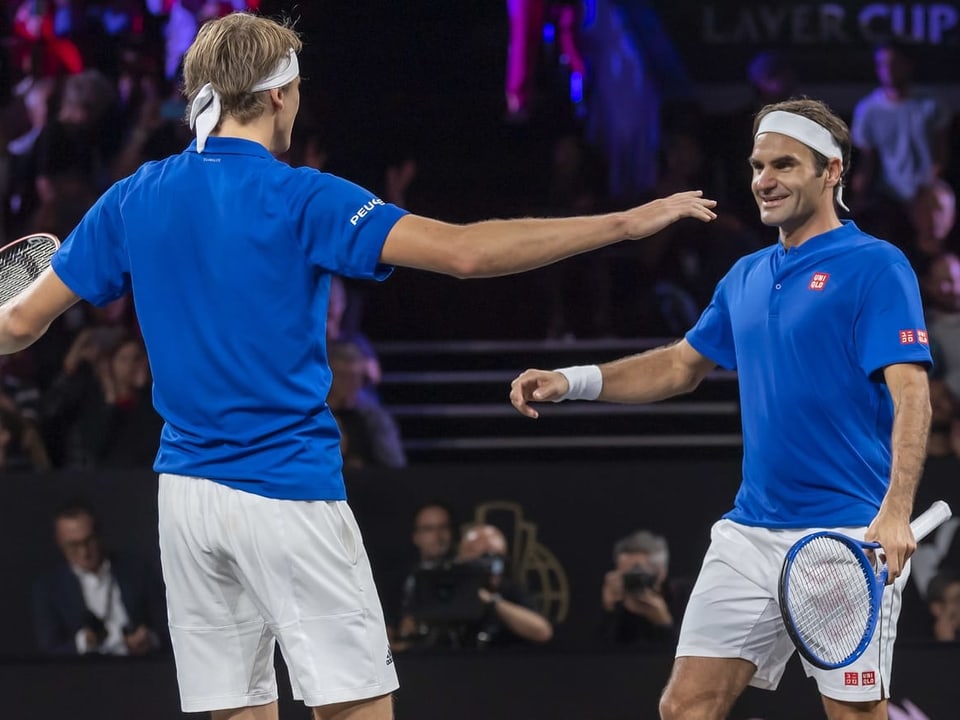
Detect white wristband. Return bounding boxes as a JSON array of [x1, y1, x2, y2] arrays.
[[554, 365, 602, 402]]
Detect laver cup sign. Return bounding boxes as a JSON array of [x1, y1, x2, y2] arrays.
[[656, 2, 960, 83]]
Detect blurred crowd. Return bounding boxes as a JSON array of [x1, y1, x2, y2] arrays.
[[0, 2, 288, 474]]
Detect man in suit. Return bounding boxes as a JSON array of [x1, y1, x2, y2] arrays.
[[32, 500, 167, 656]]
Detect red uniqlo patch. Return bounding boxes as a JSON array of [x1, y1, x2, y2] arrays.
[[918, 329, 929, 345], [844, 672, 859, 686], [861, 671, 876, 686], [809, 272, 830, 290], [900, 330, 916, 344]]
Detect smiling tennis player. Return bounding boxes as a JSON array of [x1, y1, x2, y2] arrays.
[[511, 97, 932, 720]]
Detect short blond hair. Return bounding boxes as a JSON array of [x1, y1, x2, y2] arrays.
[[183, 12, 302, 128]]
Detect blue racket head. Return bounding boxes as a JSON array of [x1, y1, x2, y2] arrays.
[[778, 530, 886, 670]]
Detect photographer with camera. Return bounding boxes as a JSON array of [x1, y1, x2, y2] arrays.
[[600, 529, 690, 648], [458, 523, 553, 647], [399, 522, 553, 650]]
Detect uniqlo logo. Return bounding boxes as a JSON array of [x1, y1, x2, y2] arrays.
[[918, 329, 929, 345], [844, 672, 859, 686], [861, 671, 876, 686], [900, 330, 916, 344], [809, 272, 830, 290]]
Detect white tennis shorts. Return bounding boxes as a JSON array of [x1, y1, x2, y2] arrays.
[[157, 473, 398, 713], [676, 518, 908, 702]]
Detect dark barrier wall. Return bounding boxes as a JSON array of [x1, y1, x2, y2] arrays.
[[2, 644, 958, 720], [2, 459, 959, 656], [1, 459, 957, 718]]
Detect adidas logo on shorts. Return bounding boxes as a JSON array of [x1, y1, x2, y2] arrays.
[[386, 646, 394, 666]]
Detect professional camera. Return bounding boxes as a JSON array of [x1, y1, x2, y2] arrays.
[[410, 553, 507, 623], [622, 566, 658, 593], [463, 552, 505, 579]]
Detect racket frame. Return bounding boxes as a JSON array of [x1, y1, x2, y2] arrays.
[[778, 531, 885, 670], [778, 500, 952, 670], [0, 232, 61, 307]]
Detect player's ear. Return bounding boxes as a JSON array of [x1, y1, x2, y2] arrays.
[[826, 157, 842, 187], [269, 87, 283, 110]]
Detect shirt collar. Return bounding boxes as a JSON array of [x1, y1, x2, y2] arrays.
[[777, 219, 860, 257], [70, 558, 112, 582], [186, 136, 275, 160]]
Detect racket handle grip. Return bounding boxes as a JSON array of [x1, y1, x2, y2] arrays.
[[910, 500, 953, 542]]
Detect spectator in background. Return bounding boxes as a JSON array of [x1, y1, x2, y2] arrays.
[[409, 503, 456, 571], [920, 249, 960, 457], [82, 1, 146, 79], [5, 77, 56, 236], [0, 391, 50, 471], [145, 0, 252, 81], [600, 529, 689, 648], [454, 523, 553, 647], [541, 130, 611, 338], [41, 327, 162, 468], [399, 522, 553, 650], [327, 275, 381, 396], [504, 0, 585, 121], [30, 69, 117, 241], [616, 127, 760, 337], [111, 71, 193, 181], [393, 502, 457, 648], [927, 378, 959, 458], [851, 42, 952, 260], [11, 0, 85, 78], [926, 568, 960, 642], [32, 500, 167, 656], [327, 339, 405, 469]]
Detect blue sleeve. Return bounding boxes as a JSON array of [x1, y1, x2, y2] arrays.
[[288, 169, 407, 280], [685, 276, 737, 370], [855, 260, 933, 377], [50, 182, 131, 306]]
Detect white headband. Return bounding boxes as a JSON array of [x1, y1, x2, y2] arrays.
[[755, 110, 849, 211], [189, 48, 299, 153]]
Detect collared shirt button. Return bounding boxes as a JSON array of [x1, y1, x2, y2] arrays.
[[775, 283, 782, 289]]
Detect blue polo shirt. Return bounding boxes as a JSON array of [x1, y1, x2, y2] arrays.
[[686, 221, 931, 528], [51, 137, 407, 500]]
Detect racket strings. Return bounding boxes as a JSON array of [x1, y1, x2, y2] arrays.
[[0, 236, 58, 305], [786, 536, 876, 665]]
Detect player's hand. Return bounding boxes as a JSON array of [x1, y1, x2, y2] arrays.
[[865, 508, 916, 584], [625, 190, 717, 239], [510, 369, 569, 419]]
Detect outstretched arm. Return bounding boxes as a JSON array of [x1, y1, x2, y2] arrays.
[[510, 339, 715, 419], [480, 589, 554, 644], [0, 268, 80, 354], [379, 191, 717, 278], [865, 362, 931, 582]]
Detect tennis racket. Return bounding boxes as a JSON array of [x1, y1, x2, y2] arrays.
[[779, 500, 952, 670], [0, 233, 60, 307]]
